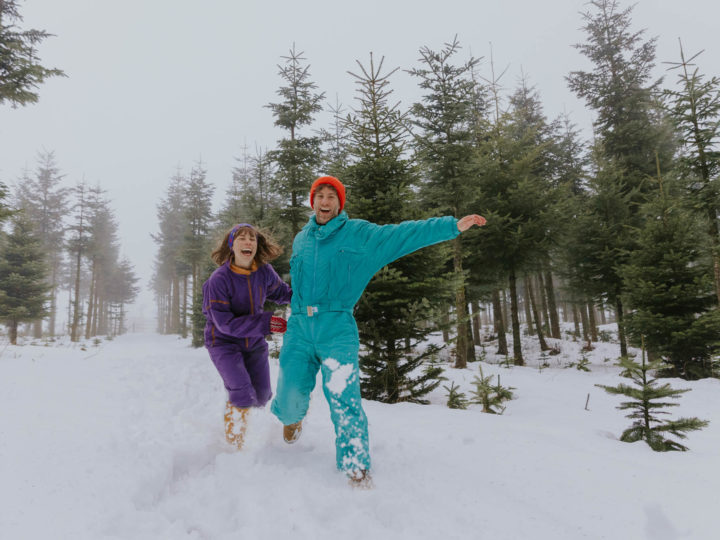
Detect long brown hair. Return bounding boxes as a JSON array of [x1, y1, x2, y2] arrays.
[[211, 225, 283, 266]]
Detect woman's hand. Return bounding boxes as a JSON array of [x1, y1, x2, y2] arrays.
[[457, 214, 487, 232]]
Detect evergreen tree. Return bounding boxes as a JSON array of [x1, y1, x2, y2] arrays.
[[663, 43, 720, 304], [562, 149, 635, 356], [470, 365, 514, 414], [320, 96, 350, 178], [14, 150, 68, 337], [597, 346, 709, 451], [151, 171, 189, 335], [104, 257, 139, 336], [67, 181, 89, 341], [409, 37, 480, 368], [471, 80, 558, 365], [0, 211, 49, 344], [566, 0, 677, 357], [266, 44, 324, 238], [343, 53, 449, 403], [0, 0, 64, 107], [182, 162, 214, 346], [621, 172, 720, 379], [444, 381, 469, 410]]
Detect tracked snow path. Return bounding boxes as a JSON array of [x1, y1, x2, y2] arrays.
[[1, 333, 718, 539]]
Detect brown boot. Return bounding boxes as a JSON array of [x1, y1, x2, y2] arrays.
[[347, 469, 373, 489], [224, 402, 249, 450], [283, 420, 302, 444]]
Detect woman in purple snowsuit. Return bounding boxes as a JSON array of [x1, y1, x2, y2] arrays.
[[202, 224, 292, 449]]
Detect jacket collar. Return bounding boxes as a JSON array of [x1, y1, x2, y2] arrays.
[[306, 211, 348, 240], [228, 260, 258, 275]]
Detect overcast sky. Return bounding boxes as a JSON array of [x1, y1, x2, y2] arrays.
[[1, 0, 718, 324]]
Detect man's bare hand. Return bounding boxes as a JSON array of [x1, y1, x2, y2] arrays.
[[457, 214, 487, 232]]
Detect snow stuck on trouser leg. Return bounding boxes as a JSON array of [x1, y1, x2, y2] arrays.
[[321, 356, 371, 473]]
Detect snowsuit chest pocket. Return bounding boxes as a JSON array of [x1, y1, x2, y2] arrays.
[[331, 247, 365, 300]]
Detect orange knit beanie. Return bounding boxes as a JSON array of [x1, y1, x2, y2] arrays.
[[309, 176, 346, 210]]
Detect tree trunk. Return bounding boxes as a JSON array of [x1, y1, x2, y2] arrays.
[[527, 276, 549, 351], [587, 300, 598, 342], [508, 268, 524, 366], [70, 250, 83, 342], [85, 261, 97, 339], [536, 273, 550, 334], [492, 289, 508, 355], [9, 320, 18, 345], [579, 301, 590, 343], [171, 274, 180, 334], [522, 276, 534, 335], [572, 303, 580, 338], [49, 266, 58, 336], [544, 270, 561, 338], [441, 308, 450, 343], [181, 274, 189, 338], [32, 319, 42, 339], [452, 237, 473, 368], [599, 301, 607, 325], [501, 289, 509, 331], [615, 294, 628, 358], [471, 300, 481, 346]]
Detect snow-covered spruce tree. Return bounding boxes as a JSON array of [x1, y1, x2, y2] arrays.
[[0, 211, 49, 344], [14, 150, 68, 337], [621, 172, 720, 379], [341, 53, 450, 404], [266, 44, 324, 239], [596, 346, 709, 451], [409, 36, 480, 368], [663, 43, 720, 305], [0, 0, 64, 107], [566, 0, 677, 358]]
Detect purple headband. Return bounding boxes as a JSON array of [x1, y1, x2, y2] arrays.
[[228, 223, 255, 249]]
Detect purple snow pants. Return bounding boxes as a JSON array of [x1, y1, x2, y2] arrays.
[[208, 341, 272, 408]]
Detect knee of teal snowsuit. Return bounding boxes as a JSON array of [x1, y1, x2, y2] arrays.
[[271, 211, 459, 473]]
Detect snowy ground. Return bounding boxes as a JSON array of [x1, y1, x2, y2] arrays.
[[1, 329, 718, 540]]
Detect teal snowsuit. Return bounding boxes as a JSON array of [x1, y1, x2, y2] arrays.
[[270, 211, 459, 473]]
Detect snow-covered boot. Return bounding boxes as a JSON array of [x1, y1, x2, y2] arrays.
[[224, 402, 249, 450], [347, 469, 373, 489], [283, 420, 302, 444]]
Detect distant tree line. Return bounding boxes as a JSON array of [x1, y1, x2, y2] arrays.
[[0, 1, 139, 344], [0, 152, 140, 344], [149, 0, 717, 392]]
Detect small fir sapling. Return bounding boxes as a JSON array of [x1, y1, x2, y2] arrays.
[[444, 382, 469, 410], [596, 342, 709, 451], [470, 365, 515, 414]]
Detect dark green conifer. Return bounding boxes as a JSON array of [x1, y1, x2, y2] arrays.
[[621, 171, 720, 379], [444, 382, 469, 410], [0, 0, 64, 107], [342, 53, 450, 404], [597, 345, 709, 451], [0, 211, 49, 344]]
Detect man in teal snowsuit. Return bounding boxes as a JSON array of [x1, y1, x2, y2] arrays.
[[270, 176, 486, 486]]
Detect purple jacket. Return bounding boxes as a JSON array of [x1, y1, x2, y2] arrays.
[[202, 261, 292, 349]]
